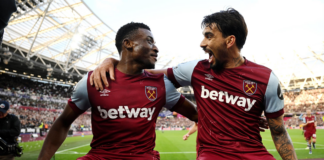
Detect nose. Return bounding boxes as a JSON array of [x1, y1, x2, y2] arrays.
[[153, 44, 159, 53], [200, 38, 207, 48]]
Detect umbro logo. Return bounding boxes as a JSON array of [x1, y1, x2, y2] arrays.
[[205, 74, 214, 81], [99, 89, 110, 96]]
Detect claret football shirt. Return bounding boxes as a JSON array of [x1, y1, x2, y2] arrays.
[[167, 58, 284, 156], [68, 69, 185, 155]]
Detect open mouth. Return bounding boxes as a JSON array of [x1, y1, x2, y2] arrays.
[[205, 50, 215, 64]]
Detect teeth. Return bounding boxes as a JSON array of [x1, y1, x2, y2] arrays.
[[209, 54, 214, 63]]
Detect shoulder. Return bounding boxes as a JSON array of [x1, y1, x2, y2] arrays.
[[245, 59, 277, 84], [175, 59, 206, 69], [144, 71, 165, 81], [246, 59, 272, 73]]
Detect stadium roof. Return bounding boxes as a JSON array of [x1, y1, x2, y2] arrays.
[[3, 0, 118, 74], [2, 0, 324, 90], [250, 43, 324, 90]]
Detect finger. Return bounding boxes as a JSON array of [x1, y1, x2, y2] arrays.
[[109, 67, 115, 81], [100, 70, 109, 88], [94, 75, 100, 90], [95, 70, 103, 91], [90, 73, 94, 86], [96, 71, 103, 91]]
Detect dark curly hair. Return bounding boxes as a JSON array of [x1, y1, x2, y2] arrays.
[[115, 22, 151, 54], [202, 8, 248, 50]]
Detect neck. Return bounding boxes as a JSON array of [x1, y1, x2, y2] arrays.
[[224, 49, 244, 68], [117, 54, 144, 75]]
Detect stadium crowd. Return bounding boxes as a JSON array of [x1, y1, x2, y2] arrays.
[[285, 115, 324, 127], [283, 88, 324, 113], [1, 73, 323, 131], [156, 117, 195, 129], [0, 74, 72, 109], [8, 107, 91, 131]]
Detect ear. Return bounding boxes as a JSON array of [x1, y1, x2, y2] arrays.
[[123, 39, 133, 50], [226, 35, 236, 49]]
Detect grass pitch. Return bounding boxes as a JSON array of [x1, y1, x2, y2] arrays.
[[17, 129, 324, 160]]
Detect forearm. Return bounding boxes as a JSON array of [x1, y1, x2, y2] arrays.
[[268, 116, 297, 160], [270, 130, 296, 160], [173, 99, 198, 122], [187, 123, 197, 135], [38, 118, 70, 160]]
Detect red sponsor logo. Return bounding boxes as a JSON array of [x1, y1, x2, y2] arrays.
[[243, 80, 257, 96], [145, 86, 157, 101]]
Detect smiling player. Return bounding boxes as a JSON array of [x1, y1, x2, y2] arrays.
[[38, 22, 198, 160], [91, 8, 297, 160]]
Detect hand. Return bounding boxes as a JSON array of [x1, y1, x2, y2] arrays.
[[183, 134, 190, 140], [90, 58, 119, 90], [259, 117, 269, 132]]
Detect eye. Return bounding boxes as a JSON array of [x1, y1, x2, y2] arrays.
[[148, 39, 153, 44]]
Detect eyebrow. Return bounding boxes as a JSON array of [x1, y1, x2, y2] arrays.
[[204, 32, 214, 37]]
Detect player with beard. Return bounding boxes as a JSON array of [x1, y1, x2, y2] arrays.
[[91, 8, 297, 160], [302, 109, 317, 154], [38, 22, 198, 160]]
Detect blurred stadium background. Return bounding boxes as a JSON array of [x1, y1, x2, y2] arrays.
[[0, 0, 323, 159]]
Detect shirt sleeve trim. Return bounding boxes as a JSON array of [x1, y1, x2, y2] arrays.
[[265, 108, 284, 119], [68, 99, 85, 115], [167, 68, 181, 88]]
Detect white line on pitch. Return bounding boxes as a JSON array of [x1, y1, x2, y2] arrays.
[[263, 139, 324, 146], [56, 148, 324, 154], [56, 144, 90, 154]]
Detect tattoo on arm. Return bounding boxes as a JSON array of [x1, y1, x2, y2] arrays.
[[268, 116, 297, 160]]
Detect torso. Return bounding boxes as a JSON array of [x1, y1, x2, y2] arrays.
[[87, 70, 166, 154], [192, 60, 272, 153]]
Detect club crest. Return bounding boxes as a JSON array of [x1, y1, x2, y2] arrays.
[[243, 80, 257, 96], [145, 86, 157, 101]]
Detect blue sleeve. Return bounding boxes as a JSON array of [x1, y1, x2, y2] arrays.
[[303, 118, 306, 123], [163, 75, 183, 110], [168, 59, 201, 87], [70, 72, 92, 111], [299, 114, 303, 120], [264, 72, 284, 118]]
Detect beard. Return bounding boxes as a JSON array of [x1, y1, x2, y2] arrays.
[[208, 49, 227, 72], [210, 58, 226, 72]]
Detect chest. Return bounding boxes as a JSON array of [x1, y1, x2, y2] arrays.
[[191, 68, 268, 113], [306, 117, 315, 122], [87, 79, 166, 120]]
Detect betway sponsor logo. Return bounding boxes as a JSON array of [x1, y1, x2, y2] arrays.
[[98, 106, 155, 121], [201, 86, 256, 111]]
